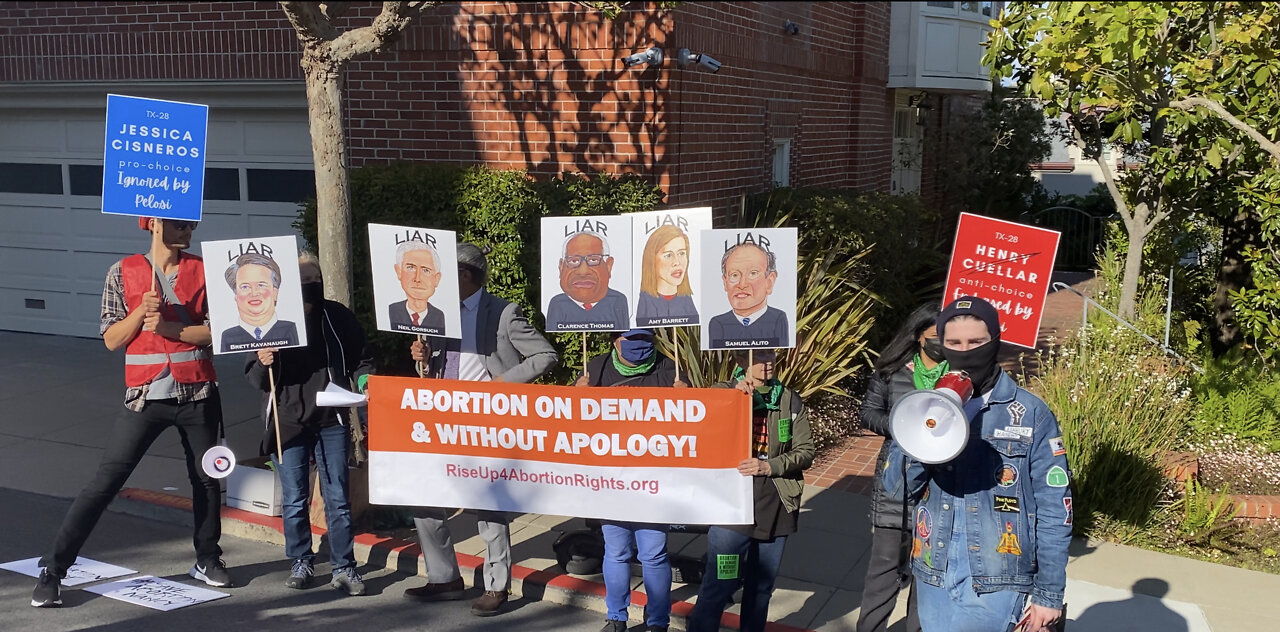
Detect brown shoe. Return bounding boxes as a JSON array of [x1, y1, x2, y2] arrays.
[[403, 577, 466, 601], [470, 590, 508, 616]]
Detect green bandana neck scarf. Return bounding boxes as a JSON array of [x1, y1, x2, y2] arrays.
[[912, 353, 949, 390], [611, 349, 655, 376], [732, 366, 784, 411]]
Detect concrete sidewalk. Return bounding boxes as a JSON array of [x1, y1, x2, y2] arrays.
[[2, 329, 1277, 631]]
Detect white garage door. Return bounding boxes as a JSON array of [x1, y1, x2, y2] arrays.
[[0, 85, 315, 338]]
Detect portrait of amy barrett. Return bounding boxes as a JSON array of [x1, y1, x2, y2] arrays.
[[636, 224, 699, 327]]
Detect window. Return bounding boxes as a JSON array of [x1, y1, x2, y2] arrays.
[[772, 140, 791, 188], [246, 169, 316, 203], [0, 162, 62, 194], [960, 1, 982, 13], [204, 168, 241, 201], [69, 164, 103, 196], [926, 1, 955, 7]]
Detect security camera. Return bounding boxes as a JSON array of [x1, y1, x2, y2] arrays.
[[677, 47, 722, 73], [621, 46, 663, 68]]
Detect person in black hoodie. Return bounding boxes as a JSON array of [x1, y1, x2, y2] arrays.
[[855, 303, 946, 632], [245, 252, 374, 596], [576, 329, 686, 632]]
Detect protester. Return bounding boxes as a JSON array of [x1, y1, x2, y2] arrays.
[[404, 243, 558, 616], [884, 296, 1071, 632], [855, 304, 946, 632], [32, 217, 231, 608], [246, 252, 373, 595], [688, 348, 814, 632], [576, 328, 687, 632]]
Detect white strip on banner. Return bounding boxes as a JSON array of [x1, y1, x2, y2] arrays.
[[370, 451, 753, 525]]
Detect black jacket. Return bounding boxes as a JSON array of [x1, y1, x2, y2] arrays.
[[584, 352, 678, 388], [245, 300, 374, 454], [862, 366, 918, 528]]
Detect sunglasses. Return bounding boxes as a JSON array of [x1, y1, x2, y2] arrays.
[[164, 220, 199, 231]]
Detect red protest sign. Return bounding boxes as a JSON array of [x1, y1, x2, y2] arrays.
[[943, 213, 1061, 348]]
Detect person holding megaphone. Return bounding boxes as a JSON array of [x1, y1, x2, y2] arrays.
[[883, 297, 1071, 632]]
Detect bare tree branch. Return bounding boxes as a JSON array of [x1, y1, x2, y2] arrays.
[[1169, 96, 1280, 161], [328, 1, 441, 63], [319, 2, 353, 21], [280, 1, 338, 46]]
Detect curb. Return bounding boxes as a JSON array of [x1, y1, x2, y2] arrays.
[[116, 488, 817, 632]]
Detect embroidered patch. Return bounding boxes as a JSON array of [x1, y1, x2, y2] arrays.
[[778, 417, 792, 443], [994, 495, 1021, 513], [997, 464, 1019, 488], [1050, 436, 1066, 457], [912, 537, 923, 559], [1064, 497, 1074, 526], [997, 521, 1022, 555], [923, 542, 933, 567], [994, 427, 1033, 439], [1008, 401, 1027, 426], [1046, 465, 1070, 488], [716, 554, 739, 580], [915, 506, 932, 538]]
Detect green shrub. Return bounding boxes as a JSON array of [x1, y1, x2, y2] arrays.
[[295, 163, 662, 381], [1191, 357, 1280, 451], [1026, 323, 1194, 535], [743, 188, 944, 350]]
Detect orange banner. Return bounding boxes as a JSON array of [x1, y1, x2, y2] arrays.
[[368, 376, 751, 469]]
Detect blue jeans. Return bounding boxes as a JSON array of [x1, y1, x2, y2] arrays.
[[916, 513, 1025, 632], [602, 522, 670, 627], [272, 423, 355, 570], [689, 527, 788, 632]]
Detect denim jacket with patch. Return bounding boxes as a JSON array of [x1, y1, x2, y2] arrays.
[[882, 371, 1073, 609]]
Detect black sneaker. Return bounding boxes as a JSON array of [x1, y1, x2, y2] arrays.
[[600, 620, 627, 632], [189, 558, 233, 587], [284, 558, 314, 589], [31, 569, 61, 608]]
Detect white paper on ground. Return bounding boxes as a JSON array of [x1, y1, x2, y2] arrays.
[[316, 382, 367, 407], [0, 557, 136, 587], [83, 575, 229, 611]]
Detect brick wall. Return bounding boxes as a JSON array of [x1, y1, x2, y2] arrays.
[[0, 1, 893, 216]]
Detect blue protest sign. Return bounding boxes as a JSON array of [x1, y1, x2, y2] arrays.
[[101, 94, 208, 222]]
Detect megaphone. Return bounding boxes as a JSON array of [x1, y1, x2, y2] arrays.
[[201, 445, 237, 479], [889, 372, 974, 464]]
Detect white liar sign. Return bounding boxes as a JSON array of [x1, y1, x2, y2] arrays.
[[84, 575, 230, 611]]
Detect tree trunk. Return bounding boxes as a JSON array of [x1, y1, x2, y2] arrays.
[[1119, 224, 1146, 320], [303, 58, 353, 307], [1211, 209, 1260, 356]]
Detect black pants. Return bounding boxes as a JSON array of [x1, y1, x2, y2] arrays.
[[41, 394, 224, 576], [856, 524, 920, 632]]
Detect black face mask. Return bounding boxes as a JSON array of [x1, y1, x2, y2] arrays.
[[921, 337, 947, 363], [942, 339, 1001, 395], [301, 282, 325, 307]]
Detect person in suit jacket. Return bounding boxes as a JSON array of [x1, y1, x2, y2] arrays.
[[545, 229, 630, 331], [388, 240, 447, 335], [707, 241, 789, 348], [403, 243, 558, 617], [220, 252, 298, 352]]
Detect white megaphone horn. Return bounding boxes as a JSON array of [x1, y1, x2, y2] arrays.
[[889, 371, 974, 464], [201, 444, 237, 479]]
